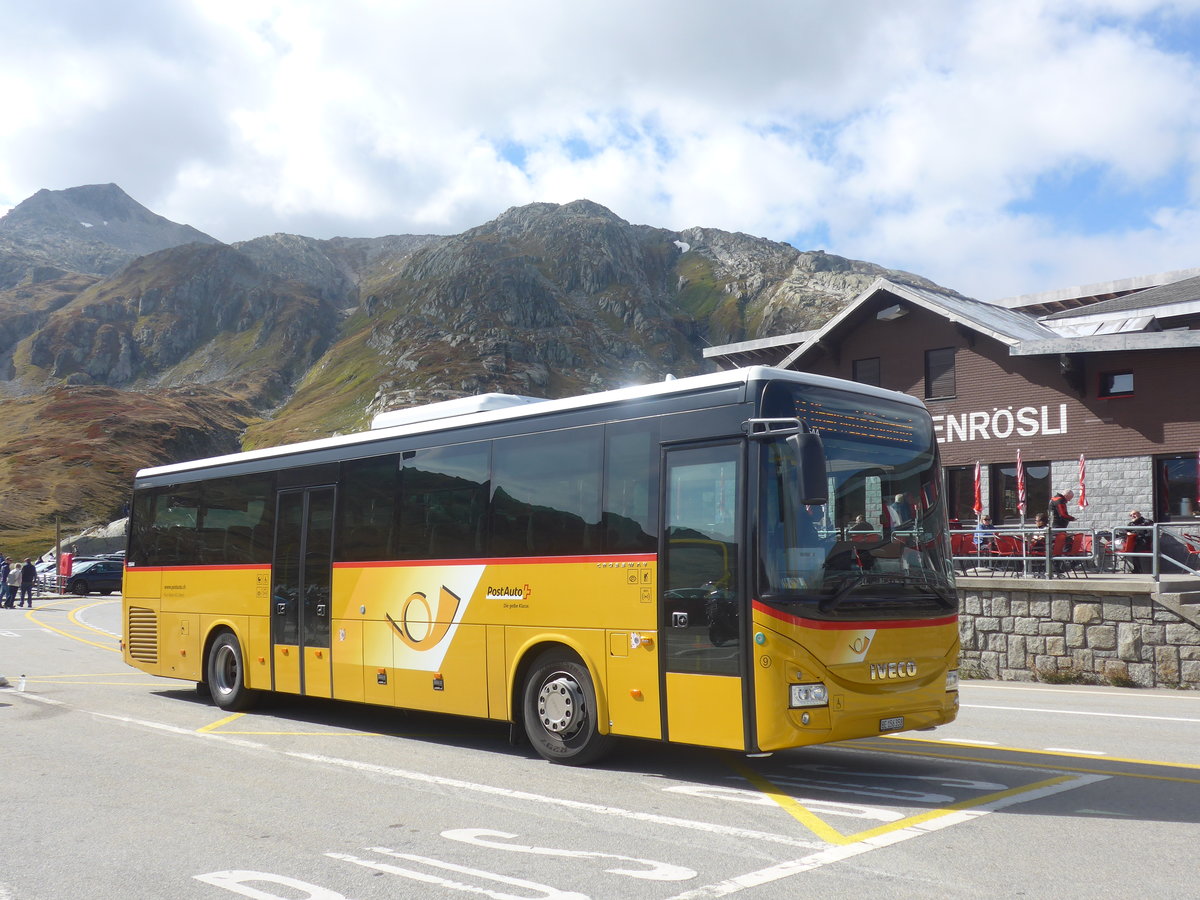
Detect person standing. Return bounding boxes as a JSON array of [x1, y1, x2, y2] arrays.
[[888, 493, 915, 527], [18, 558, 36, 607], [1048, 490, 1076, 529], [1047, 490, 1077, 576], [5, 561, 20, 608]]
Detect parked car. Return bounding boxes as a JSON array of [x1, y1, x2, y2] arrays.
[[63, 559, 124, 595]]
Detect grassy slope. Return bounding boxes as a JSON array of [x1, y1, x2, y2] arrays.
[[0, 385, 254, 554]]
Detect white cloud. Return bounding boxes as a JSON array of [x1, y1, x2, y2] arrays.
[[1, 0, 1199, 300]]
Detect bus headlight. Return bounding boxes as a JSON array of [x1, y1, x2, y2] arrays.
[[946, 669, 959, 691], [789, 683, 829, 708]]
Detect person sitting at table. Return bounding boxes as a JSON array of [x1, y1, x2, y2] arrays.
[[974, 514, 996, 551], [1126, 510, 1154, 573], [1026, 512, 1049, 571]]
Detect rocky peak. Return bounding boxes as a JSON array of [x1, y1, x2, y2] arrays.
[[0, 183, 219, 277], [233, 232, 442, 308]]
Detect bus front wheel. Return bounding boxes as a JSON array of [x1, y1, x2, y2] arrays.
[[522, 651, 612, 766], [206, 631, 259, 712]]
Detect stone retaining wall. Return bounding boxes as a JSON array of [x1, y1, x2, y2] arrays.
[[957, 577, 1200, 689]]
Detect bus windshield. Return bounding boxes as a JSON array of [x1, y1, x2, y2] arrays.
[[758, 382, 957, 620]]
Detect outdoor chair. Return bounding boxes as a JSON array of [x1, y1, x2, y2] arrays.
[[1113, 531, 1139, 574], [1062, 532, 1092, 578], [950, 532, 980, 574], [1182, 533, 1200, 574], [987, 534, 1024, 575]]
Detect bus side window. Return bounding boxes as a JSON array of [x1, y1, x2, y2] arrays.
[[492, 429, 601, 558], [603, 423, 658, 554], [398, 444, 490, 560], [197, 475, 275, 566], [338, 456, 399, 562]]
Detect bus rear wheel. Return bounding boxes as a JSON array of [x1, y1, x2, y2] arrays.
[[522, 651, 612, 765], [206, 631, 259, 712]]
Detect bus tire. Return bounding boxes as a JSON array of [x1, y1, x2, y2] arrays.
[[206, 631, 259, 712], [522, 650, 612, 766]]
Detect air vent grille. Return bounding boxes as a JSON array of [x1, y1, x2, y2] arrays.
[[126, 606, 158, 664]]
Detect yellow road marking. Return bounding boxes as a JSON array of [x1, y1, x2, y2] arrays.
[[24, 606, 118, 652], [68, 599, 121, 639], [838, 775, 1075, 844], [729, 754, 1082, 846], [19, 679, 164, 686], [882, 733, 1200, 771], [854, 740, 1200, 785], [216, 730, 381, 736], [727, 758, 846, 844], [199, 713, 246, 733], [198, 714, 445, 739], [31, 672, 148, 679]]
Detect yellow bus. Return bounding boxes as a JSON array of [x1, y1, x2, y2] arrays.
[[122, 367, 959, 764]]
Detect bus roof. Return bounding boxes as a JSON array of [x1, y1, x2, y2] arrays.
[[135, 366, 925, 481]]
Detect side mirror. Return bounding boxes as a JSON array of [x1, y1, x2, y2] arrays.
[[787, 432, 828, 505]]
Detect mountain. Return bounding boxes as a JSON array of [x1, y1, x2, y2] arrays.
[[0, 183, 219, 285], [0, 186, 946, 549]]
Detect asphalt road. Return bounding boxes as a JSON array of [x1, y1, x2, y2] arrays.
[[2, 595, 1198, 899]]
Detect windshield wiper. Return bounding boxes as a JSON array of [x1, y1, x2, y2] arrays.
[[819, 574, 952, 614]]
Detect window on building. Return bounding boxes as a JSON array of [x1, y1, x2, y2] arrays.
[[1154, 454, 1199, 522], [924, 347, 956, 399], [943, 465, 977, 525], [1098, 371, 1134, 398], [989, 460, 1050, 526], [852, 357, 880, 387]]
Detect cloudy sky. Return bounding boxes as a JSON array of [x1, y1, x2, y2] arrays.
[[2, 0, 1199, 300]]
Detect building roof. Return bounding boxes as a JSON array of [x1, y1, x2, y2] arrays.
[[992, 266, 1200, 314], [1041, 273, 1200, 322], [701, 331, 815, 368], [704, 271, 1200, 370], [773, 278, 1059, 369]]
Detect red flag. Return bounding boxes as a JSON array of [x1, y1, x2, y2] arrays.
[[1016, 449, 1026, 517], [1078, 453, 1089, 508], [972, 461, 982, 516]]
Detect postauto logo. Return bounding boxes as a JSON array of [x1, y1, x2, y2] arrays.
[[386, 586, 462, 651], [486, 584, 531, 601]]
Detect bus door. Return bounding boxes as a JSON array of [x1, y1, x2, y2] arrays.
[[661, 442, 747, 750], [271, 486, 335, 698]]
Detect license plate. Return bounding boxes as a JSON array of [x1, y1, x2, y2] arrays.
[[879, 716, 904, 732]]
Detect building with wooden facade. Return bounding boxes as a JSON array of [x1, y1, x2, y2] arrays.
[[705, 269, 1200, 532]]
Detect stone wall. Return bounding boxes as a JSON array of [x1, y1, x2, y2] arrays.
[[957, 577, 1200, 689], [1051, 455, 1153, 532]]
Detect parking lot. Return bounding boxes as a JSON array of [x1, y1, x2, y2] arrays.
[[2, 595, 1198, 898]]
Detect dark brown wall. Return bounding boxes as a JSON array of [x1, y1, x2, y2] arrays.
[[797, 302, 1200, 466]]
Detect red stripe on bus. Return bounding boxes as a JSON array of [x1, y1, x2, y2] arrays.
[[333, 553, 657, 569], [123, 564, 268, 572], [125, 555, 656, 572], [752, 600, 956, 630]]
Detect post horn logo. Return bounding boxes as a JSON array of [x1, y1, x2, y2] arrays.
[[849, 635, 871, 654], [387, 586, 462, 650]]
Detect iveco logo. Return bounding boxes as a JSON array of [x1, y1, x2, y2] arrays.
[[870, 660, 917, 680]]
